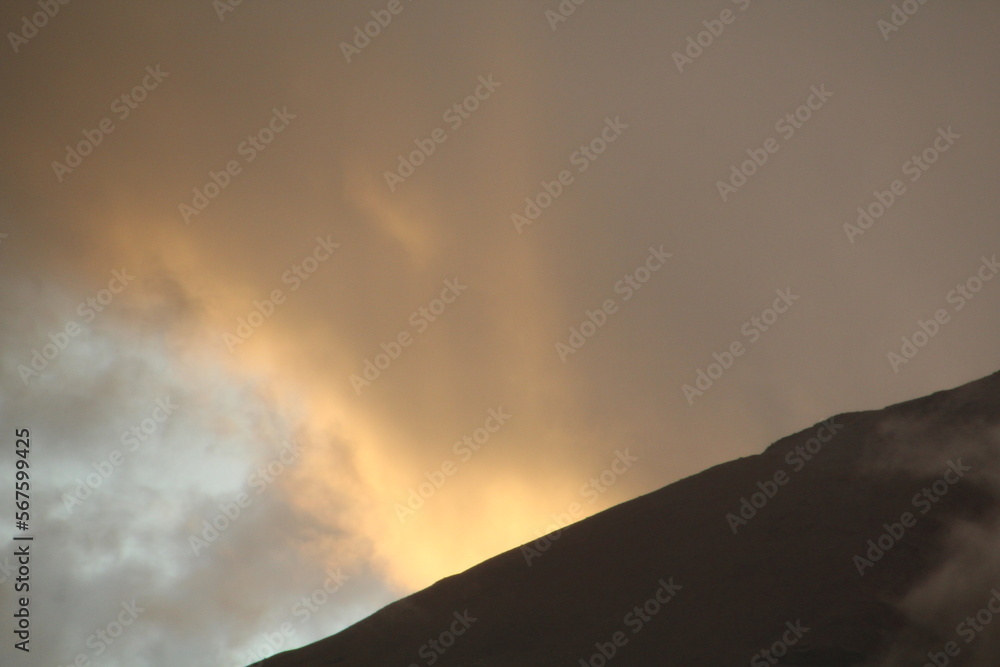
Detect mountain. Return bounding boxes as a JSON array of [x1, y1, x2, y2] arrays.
[[259, 371, 1000, 666]]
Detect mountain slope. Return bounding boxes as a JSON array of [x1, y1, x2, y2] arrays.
[[260, 371, 1000, 666]]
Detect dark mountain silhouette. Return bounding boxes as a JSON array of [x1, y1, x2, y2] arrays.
[[259, 371, 1000, 666]]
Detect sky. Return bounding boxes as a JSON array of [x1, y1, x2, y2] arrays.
[[0, 1, 998, 665]]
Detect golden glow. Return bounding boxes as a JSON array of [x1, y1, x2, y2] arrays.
[[86, 215, 599, 594]]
